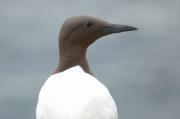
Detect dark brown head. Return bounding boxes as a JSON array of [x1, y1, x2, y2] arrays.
[[59, 16, 137, 53], [55, 16, 137, 74]]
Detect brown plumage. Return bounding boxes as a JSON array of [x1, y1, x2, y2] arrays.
[[54, 16, 137, 75]]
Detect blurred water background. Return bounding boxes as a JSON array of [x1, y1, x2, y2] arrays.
[[0, 0, 180, 119]]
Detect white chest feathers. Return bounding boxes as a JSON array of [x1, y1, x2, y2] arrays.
[[36, 66, 118, 119]]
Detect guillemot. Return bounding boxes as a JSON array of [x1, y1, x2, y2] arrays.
[[36, 16, 137, 119]]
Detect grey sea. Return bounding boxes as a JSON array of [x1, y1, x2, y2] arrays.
[[0, 0, 180, 119]]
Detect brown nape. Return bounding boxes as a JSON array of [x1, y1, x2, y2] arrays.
[[53, 16, 138, 75]]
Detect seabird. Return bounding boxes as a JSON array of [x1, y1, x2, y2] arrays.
[[36, 16, 137, 119]]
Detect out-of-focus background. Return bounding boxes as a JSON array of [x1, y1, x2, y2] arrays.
[[0, 0, 180, 119]]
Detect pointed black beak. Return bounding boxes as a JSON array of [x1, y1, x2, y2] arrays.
[[102, 24, 138, 34]]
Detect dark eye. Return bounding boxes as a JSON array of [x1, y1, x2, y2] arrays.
[[86, 22, 93, 27]]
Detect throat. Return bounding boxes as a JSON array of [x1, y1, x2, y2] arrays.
[[53, 53, 93, 75]]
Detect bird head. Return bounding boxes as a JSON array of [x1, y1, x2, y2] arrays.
[[59, 16, 137, 52]]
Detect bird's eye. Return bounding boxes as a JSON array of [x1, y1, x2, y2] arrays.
[[86, 22, 93, 27]]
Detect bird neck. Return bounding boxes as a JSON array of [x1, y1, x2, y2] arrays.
[[53, 48, 93, 75]]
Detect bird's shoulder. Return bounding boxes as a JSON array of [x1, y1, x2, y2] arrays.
[[36, 66, 118, 119], [39, 65, 110, 98]]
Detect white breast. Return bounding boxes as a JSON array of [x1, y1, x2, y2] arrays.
[[36, 66, 118, 119]]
